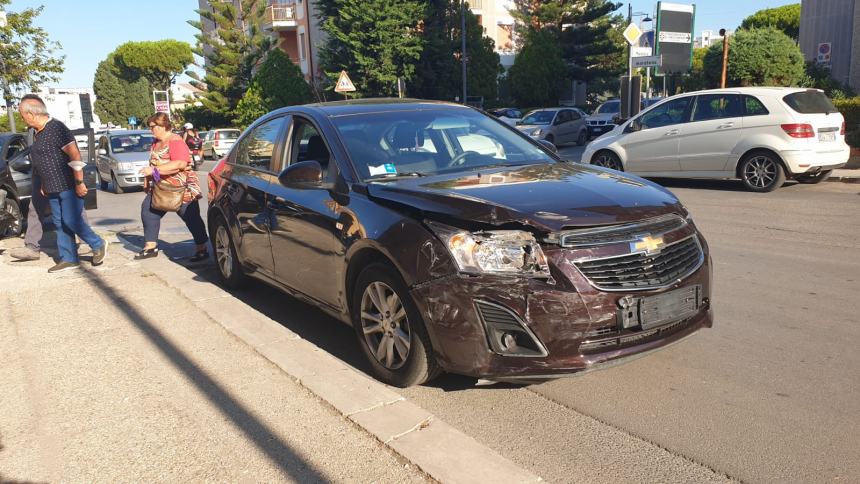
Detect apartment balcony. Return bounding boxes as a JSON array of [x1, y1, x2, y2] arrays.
[[262, 3, 298, 31], [469, 0, 483, 10]]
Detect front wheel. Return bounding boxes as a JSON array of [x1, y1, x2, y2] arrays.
[[591, 150, 623, 171], [212, 216, 247, 289], [576, 130, 588, 146], [352, 263, 440, 387], [1, 197, 23, 238], [795, 169, 832, 184], [739, 152, 786, 192], [111, 172, 125, 194]]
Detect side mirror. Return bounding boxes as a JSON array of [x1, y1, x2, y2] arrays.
[[538, 139, 558, 154], [98, 148, 108, 155], [278, 160, 323, 188], [10, 156, 31, 172], [624, 120, 642, 133]]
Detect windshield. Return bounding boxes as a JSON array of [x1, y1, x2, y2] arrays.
[[332, 108, 556, 181], [110, 134, 154, 153], [521, 111, 556, 125], [595, 101, 620, 115]]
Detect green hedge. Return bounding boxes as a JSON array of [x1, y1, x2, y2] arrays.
[[834, 97, 860, 132]]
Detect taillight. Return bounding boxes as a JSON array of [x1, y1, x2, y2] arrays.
[[841, 121, 845, 136], [781, 123, 815, 138]]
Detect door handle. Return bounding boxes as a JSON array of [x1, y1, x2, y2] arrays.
[[664, 129, 679, 136], [717, 122, 734, 129]]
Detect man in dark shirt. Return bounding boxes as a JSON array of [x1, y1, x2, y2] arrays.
[[18, 94, 106, 273]]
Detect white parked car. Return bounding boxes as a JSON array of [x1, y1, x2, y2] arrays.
[[581, 87, 849, 192], [202, 128, 241, 159], [488, 108, 523, 126]]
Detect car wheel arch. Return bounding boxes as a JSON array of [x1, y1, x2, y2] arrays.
[[735, 148, 789, 178], [591, 149, 625, 170]]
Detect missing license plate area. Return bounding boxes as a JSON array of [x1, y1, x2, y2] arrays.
[[618, 285, 702, 330]]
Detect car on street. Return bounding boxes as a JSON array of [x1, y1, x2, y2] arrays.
[[487, 108, 523, 126], [95, 130, 154, 193], [0, 133, 31, 238], [582, 87, 850, 192], [586, 98, 664, 139], [207, 98, 713, 387], [202, 128, 241, 159], [516, 107, 589, 146]]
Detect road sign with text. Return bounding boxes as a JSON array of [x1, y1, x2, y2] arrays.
[[632, 55, 663, 68]]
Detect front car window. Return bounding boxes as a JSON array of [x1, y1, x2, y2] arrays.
[[109, 134, 154, 153], [6, 139, 26, 159], [521, 111, 555, 125], [235, 118, 285, 170], [691, 94, 743, 122], [638, 97, 692, 129], [333, 108, 555, 181]]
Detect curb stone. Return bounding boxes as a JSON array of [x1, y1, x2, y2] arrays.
[[135, 248, 543, 483]]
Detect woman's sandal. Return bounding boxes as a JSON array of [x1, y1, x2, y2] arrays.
[[134, 247, 160, 260]]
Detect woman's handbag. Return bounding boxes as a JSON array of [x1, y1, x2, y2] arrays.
[[151, 180, 186, 212]]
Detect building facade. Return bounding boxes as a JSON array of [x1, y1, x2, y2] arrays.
[[799, 0, 860, 92], [468, 0, 518, 68], [39, 87, 101, 131]]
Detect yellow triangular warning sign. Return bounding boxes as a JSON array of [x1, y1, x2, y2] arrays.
[[334, 70, 356, 93]]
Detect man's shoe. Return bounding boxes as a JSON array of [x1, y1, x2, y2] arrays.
[[188, 250, 209, 263], [92, 239, 108, 266], [48, 261, 81, 273], [134, 248, 160, 260], [9, 246, 40, 261]]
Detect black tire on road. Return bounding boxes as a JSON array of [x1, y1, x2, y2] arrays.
[[576, 129, 588, 146], [591, 150, 623, 171], [795, 169, 832, 184], [352, 263, 440, 388], [99, 171, 109, 191], [545, 134, 555, 146], [1, 197, 23, 238], [111, 172, 125, 194], [212, 215, 247, 289], [739, 151, 786, 192]]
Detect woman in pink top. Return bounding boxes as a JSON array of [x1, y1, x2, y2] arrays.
[[136, 112, 208, 261]]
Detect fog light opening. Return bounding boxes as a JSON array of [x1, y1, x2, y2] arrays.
[[474, 300, 548, 357], [501, 332, 518, 351]]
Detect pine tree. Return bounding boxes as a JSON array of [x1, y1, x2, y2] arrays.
[[508, 29, 566, 107], [188, 1, 274, 125], [92, 54, 153, 126], [318, 0, 425, 97]]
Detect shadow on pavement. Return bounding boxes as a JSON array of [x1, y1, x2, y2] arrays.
[[77, 265, 327, 481], [647, 177, 803, 192]]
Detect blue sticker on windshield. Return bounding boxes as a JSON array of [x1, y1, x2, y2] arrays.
[[384, 163, 397, 173]]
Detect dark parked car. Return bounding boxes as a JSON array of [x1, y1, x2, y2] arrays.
[[208, 99, 713, 387], [0, 133, 32, 238]]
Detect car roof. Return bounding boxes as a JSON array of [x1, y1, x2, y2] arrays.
[[213, 128, 241, 131], [105, 130, 151, 137], [270, 98, 473, 118]]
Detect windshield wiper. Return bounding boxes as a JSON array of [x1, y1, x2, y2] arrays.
[[367, 172, 427, 181]]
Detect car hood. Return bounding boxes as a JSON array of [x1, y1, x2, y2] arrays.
[[111, 152, 151, 163], [365, 163, 683, 232], [516, 124, 547, 133]]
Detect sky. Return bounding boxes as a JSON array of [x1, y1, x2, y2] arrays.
[[6, 0, 795, 89]]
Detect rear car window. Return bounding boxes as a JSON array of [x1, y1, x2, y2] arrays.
[[782, 91, 838, 114], [218, 130, 241, 139], [743, 96, 769, 116]]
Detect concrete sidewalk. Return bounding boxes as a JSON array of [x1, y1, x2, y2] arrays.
[[829, 168, 860, 183], [0, 235, 541, 483]]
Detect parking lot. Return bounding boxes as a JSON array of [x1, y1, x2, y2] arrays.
[[80, 155, 860, 482]]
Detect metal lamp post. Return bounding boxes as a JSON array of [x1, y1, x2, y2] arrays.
[[461, 0, 467, 105], [0, 10, 15, 133]]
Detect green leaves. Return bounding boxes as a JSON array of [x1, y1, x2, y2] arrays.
[[508, 29, 567, 107], [235, 49, 312, 127], [740, 4, 800, 40], [113, 40, 193, 92], [0, 1, 64, 102], [92, 54, 152, 126], [703, 28, 805, 88]]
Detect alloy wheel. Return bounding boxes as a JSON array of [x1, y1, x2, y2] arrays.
[[2, 199, 21, 238], [360, 281, 412, 370], [744, 155, 777, 189], [593, 152, 621, 171], [215, 225, 233, 279]]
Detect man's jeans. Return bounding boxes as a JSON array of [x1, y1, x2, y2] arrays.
[[25, 174, 88, 252], [47, 189, 104, 263]]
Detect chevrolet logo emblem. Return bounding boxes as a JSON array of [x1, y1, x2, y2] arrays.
[[631, 235, 665, 254]]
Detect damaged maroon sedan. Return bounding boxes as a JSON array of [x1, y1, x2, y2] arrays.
[[208, 99, 713, 387]]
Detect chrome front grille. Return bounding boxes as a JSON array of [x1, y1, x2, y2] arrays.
[[574, 236, 704, 290], [559, 214, 687, 248]]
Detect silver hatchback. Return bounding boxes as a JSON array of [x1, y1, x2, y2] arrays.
[[95, 130, 154, 193], [516, 108, 589, 147]]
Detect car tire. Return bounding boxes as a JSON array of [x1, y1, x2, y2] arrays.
[[576, 130, 588, 146], [352, 263, 440, 388], [739, 151, 786, 192], [591, 150, 623, 171], [795, 169, 832, 184], [111, 172, 125, 194], [212, 215, 247, 289], [545, 134, 555, 146], [99, 171, 109, 191], [1, 197, 23, 238]]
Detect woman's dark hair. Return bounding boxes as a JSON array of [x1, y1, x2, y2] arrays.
[[147, 112, 172, 129]]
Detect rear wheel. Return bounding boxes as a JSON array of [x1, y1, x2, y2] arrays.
[[544, 134, 555, 146], [739, 152, 786, 192], [591, 150, 623, 171], [99, 171, 109, 191], [212, 216, 247, 289], [352, 263, 440, 387], [576, 129, 588, 146], [795, 169, 832, 184], [1, 198, 23, 238]]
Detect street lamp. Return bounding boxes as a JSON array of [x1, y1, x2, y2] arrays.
[[632, 12, 654, 98], [0, 9, 14, 133]]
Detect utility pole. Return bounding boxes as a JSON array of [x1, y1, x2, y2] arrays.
[[626, 3, 632, 119], [0, 9, 15, 133], [461, 0, 467, 105], [719, 28, 729, 88]]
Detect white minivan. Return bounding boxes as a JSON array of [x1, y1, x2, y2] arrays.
[[581, 87, 849, 192]]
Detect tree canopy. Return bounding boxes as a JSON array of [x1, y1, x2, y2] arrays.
[[0, 0, 64, 103], [740, 4, 800, 40], [234, 49, 312, 127], [318, 0, 425, 97], [113, 40, 193, 91], [508, 29, 567, 107], [92, 53, 153, 126], [703, 27, 805, 87]]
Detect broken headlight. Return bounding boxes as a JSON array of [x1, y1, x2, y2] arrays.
[[426, 221, 550, 277]]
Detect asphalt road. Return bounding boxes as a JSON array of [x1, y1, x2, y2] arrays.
[[85, 151, 860, 482]]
